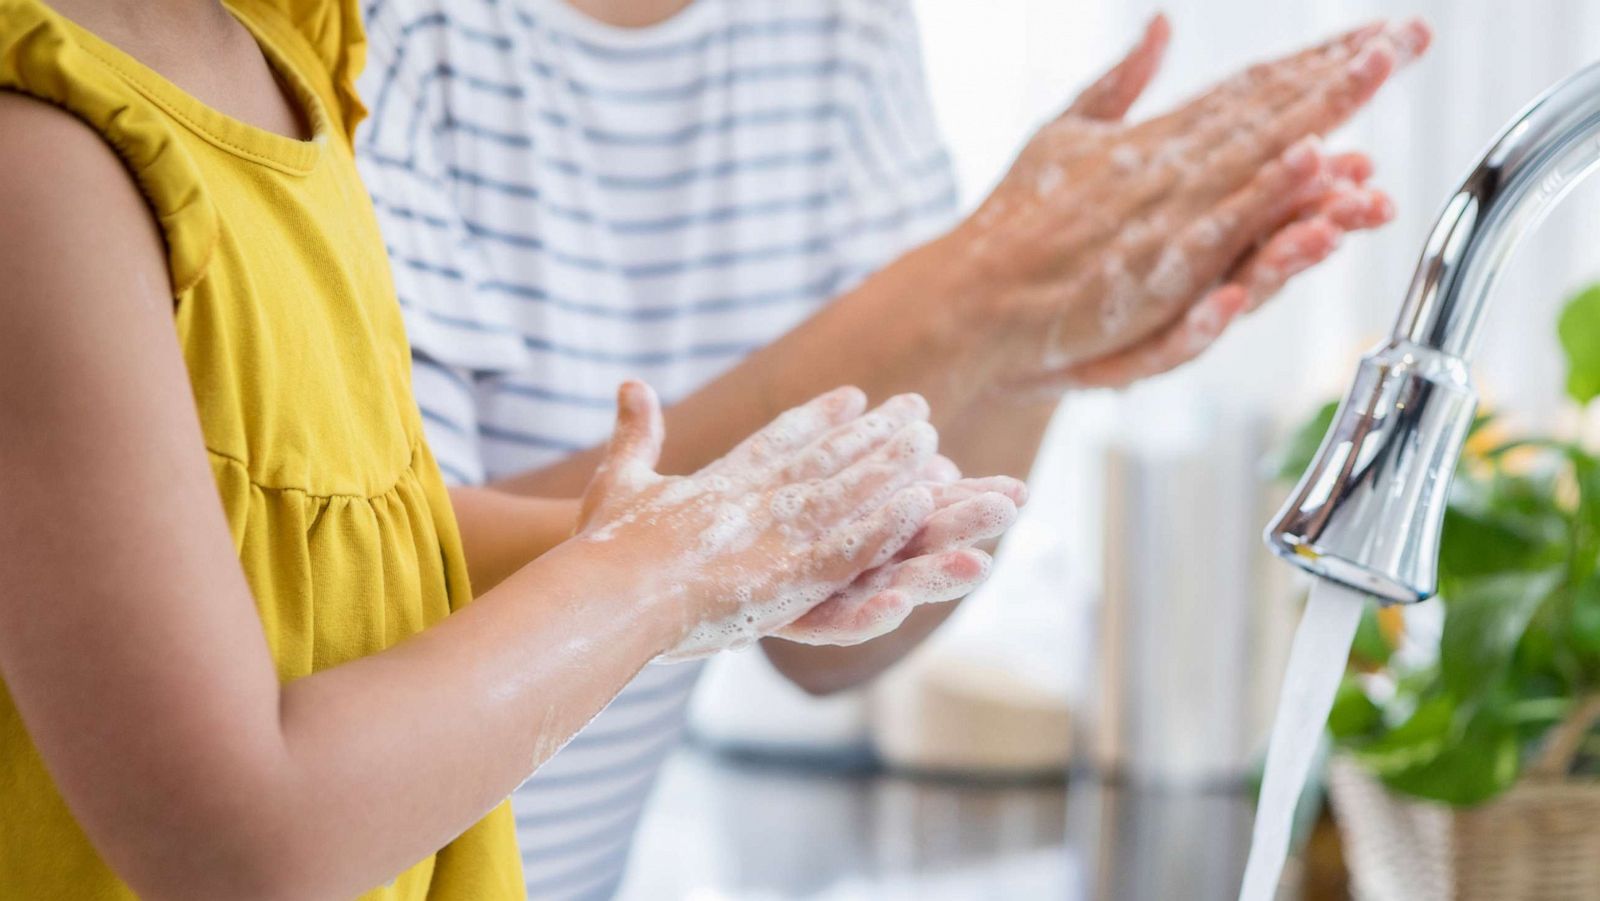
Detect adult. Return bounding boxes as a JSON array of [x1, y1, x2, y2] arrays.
[[355, 2, 1427, 895]]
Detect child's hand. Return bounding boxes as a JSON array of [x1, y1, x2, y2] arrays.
[[577, 382, 1010, 660], [772, 472, 1027, 646]]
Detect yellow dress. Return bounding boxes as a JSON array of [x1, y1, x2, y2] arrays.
[[0, 0, 522, 897]]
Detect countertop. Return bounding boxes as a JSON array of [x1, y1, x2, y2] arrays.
[[616, 746, 1317, 900]]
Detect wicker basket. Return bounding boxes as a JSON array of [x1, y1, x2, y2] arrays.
[[1330, 699, 1600, 901]]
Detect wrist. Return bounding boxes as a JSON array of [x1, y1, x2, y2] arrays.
[[922, 220, 1025, 412], [536, 535, 693, 657], [861, 224, 1010, 416]]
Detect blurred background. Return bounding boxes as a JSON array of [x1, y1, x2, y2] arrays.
[[617, 1, 1600, 898]]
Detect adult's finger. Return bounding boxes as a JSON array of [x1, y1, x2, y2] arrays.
[[1138, 136, 1324, 306], [1325, 150, 1374, 185], [1231, 215, 1346, 312], [1056, 283, 1250, 390], [1208, 20, 1428, 188], [1274, 151, 1388, 229], [1151, 20, 1386, 141], [1311, 185, 1394, 233], [1065, 13, 1172, 121]]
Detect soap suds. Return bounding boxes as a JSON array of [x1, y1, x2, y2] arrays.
[[577, 387, 1022, 663], [1098, 254, 1139, 337], [1110, 143, 1143, 173], [1034, 163, 1065, 198], [1146, 245, 1193, 302]]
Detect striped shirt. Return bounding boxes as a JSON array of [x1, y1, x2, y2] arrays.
[[355, 0, 957, 896]]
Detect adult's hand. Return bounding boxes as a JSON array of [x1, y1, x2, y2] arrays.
[[952, 16, 1431, 395]]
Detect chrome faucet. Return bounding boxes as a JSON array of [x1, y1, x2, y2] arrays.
[[1266, 62, 1600, 604]]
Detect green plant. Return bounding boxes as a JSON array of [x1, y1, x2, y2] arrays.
[[1273, 284, 1600, 806]]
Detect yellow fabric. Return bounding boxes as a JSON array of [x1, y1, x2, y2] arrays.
[[0, 1, 522, 897]]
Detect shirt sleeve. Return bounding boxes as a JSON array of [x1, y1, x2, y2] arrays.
[[409, 350, 487, 486], [354, 0, 532, 377]]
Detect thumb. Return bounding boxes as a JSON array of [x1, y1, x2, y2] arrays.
[[1063, 13, 1170, 121], [585, 381, 664, 514]]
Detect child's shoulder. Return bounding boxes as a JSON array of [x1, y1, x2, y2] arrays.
[[0, 90, 171, 298]]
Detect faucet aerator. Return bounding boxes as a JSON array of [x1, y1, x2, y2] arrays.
[[1266, 62, 1600, 603]]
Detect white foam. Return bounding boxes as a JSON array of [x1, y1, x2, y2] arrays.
[[1146, 246, 1193, 302], [698, 502, 754, 555], [1098, 254, 1139, 339], [1190, 217, 1224, 249], [1110, 143, 1143, 173], [1034, 163, 1065, 198]]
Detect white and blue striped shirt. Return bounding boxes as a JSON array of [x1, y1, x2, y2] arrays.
[[356, 0, 957, 896]]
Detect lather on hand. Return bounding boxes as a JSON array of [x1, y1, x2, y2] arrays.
[[575, 383, 1026, 659], [949, 16, 1431, 395]]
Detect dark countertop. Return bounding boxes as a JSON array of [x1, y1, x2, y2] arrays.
[[617, 746, 1298, 900]]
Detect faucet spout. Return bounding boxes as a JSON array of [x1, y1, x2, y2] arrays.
[[1266, 61, 1600, 604]]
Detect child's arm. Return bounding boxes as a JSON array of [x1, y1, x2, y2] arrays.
[[0, 95, 1014, 900], [447, 488, 578, 592]]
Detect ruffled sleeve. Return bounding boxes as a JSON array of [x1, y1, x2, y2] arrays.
[[230, 0, 368, 142], [0, 0, 220, 294]]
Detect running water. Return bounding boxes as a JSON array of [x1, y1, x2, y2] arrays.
[[1238, 580, 1367, 900]]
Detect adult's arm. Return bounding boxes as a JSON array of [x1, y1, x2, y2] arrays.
[[492, 18, 1424, 497], [490, 19, 1429, 691]]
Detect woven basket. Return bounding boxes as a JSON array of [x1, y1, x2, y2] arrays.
[[1330, 699, 1600, 901]]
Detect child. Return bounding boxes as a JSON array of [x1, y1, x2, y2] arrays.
[[0, 0, 1020, 897]]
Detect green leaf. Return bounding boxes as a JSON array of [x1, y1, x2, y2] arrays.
[[1269, 400, 1339, 482], [1568, 451, 1600, 585], [1439, 569, 1563, 702], [1328, 676, 1383, 739], [1286, 281, 1600, 806], [1349, 605, 1393, 668], [1467, 411, 1497, 440], [1559, 283, 1600, 404], [1566, 575, 1600, 671], [1437, 507, 1552, 586], [1350, 695, 1457, 775], [1378, 711, 1522, 805]]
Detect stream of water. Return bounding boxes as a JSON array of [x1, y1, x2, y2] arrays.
[[1238, 580, 1367, 900]]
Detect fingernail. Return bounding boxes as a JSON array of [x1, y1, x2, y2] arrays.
[[1371, 192, 1396, 223], [618, 381, 641, 412], [1146, 12, 1171, 42], [1390, 18, 1431, 64], [1009, 480, 1031, 506], [827, 385, 865, 413], [960, 548, 995, 579], [890, 392, 931, 419]]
